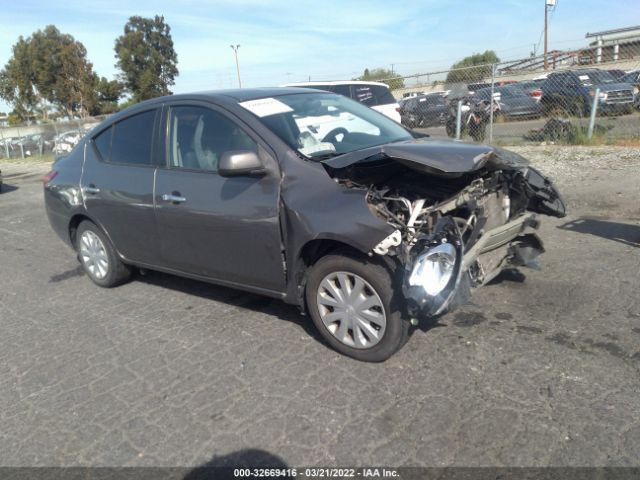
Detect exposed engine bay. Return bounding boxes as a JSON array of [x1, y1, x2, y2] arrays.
[[323, 145, 566, 318]]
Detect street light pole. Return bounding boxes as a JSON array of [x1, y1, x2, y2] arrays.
[[544, 0, 556, 71], [230, 44, 241, 88]]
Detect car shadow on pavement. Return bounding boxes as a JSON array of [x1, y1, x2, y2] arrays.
[[135, 270, 322, 340], [558, 217, 640, 247], [185, 449, 290, 479], [0, 183, 19, 194]]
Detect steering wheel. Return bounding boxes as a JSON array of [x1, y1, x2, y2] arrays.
[[322, 127, 348, 144]]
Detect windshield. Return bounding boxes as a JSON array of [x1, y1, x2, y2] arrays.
[[578, 71, 616, 86], [239, 92, 411, 160]]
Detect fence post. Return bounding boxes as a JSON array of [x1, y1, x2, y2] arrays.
[[489, 63, 496, 143], [587, 88, 600, 139], [455, 100, 463, 140]]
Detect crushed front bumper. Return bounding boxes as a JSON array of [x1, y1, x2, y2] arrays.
[[403, 213, 543, 318]]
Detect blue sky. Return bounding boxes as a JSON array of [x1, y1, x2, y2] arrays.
[[0, 0, 637, 112]]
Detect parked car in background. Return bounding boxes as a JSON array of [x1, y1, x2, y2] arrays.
[[607, 69, 627, 80], [399, 93, 448, 128], [43, 87, 565, 361], [619, 70, 640, 109], [474, 84, 542, 120], [283, 81, 401, 123], [467, 83, 491, 95], [15, 134, 51, 157], [517, 80, 544, 102], [540, 69, 635, 116], [53, 130, 87, 155]]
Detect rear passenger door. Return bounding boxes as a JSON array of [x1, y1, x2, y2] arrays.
[[153, 102, 285, 293], [82, 108, 160, 265]]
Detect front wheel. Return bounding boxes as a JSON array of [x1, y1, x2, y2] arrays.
[[305, 254, 409, 362]]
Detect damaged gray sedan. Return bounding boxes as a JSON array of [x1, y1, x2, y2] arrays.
[[44, 88, 565, 362]]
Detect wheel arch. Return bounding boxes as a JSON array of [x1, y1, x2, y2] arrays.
[[288, 236, 398, 310], [68, 213, 119, 259]]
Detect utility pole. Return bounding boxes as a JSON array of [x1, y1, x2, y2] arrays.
[[230, 44, 241, 88], [544, 0, 556, 70]]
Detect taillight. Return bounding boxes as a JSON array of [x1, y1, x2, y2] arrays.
[[529, 89, 542, 97], [396, 107, 401, 113], [42, 170, 58, 184]]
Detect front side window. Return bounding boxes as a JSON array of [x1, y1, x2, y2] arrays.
[[168, 106, 257, 172]]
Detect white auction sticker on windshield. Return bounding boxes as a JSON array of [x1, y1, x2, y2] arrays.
[[239, 98, 293, 117]]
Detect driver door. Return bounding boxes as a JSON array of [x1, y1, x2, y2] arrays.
[[153, 103, 286, 293]]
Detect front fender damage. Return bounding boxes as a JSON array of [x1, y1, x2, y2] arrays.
[[345, 143, 565, 319]]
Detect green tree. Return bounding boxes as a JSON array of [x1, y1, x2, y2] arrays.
[[115, 15, 178, 102], [0, 26, 98, 120], [92, 76, 125, 114], [355, 67, 404, 90], [445, 50, 500, 84], [0, 37, 38, 120]]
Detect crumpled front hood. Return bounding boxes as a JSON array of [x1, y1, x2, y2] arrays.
[[322, 139, 529, 176]]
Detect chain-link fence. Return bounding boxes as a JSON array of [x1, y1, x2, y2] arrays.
[[393, 46, 640, 145], [0, 116, 107, 160], [1, 43, 639, 154]]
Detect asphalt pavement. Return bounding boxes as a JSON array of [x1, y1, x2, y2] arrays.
[[0, 150, 639, 468]]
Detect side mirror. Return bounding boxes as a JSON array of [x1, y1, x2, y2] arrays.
[[218, 150, 266, 177]]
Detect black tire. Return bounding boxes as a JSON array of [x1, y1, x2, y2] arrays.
[[469, 121, 486, 142], [76, 220, 131, 288], [305, 253, 409, 362], [445, 118, 457, 138]]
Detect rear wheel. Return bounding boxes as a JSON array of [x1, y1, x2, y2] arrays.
[[305, 254, 409, 362], [445, 118, 457, 138], [76, 220, 131, 287]]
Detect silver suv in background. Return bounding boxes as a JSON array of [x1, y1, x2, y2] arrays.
[[283, 81, 401, 123]]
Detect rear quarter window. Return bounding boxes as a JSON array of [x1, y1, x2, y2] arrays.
[[93, 127, 112, 161]]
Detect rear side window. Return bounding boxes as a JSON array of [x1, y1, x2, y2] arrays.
[[331, 84, 351, 97], [353, 85, 396, 106], [94, 110, 156, 166]]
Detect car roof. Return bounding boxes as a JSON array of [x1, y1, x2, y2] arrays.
[[132, 87, 321, 107], [282, 80, 391, 88], [100, 87, 326, 125]]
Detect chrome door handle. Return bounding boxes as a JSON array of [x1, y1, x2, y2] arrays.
[[84, 186, 100, 194], [161, 193, 187, 203]]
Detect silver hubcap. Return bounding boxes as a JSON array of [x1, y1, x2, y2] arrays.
[[316, 271, 387, 349], [79, 231, 109, 280]]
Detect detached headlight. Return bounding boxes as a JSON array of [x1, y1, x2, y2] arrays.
[[408, 243, 457, 296]]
